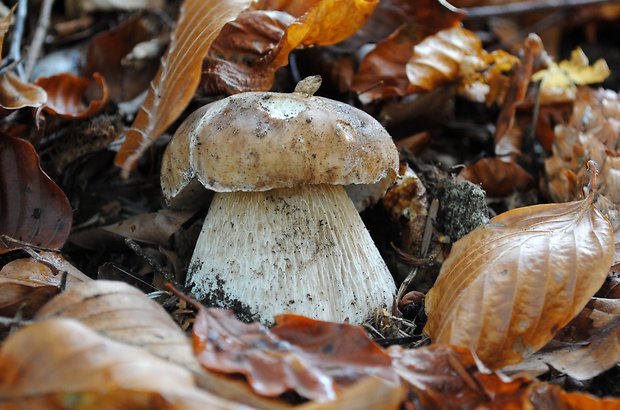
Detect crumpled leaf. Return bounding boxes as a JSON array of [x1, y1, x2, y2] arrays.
[[351, 0, 463, 104], [202, 0, 379, 94], [35, 72, 109, 119], [533, 47, 610, 103], [36, 280, 196, 368], [424, 164, 615, 368], [458, 157, 534, 197], [389, 344, 620, 410], [194, 309, 398, 401], [0, 258, 83, 318], [0, 134, 72, 253], [0, 72, 47, 112], [0, 318, 253, 410], [114, 0, 253, 177]]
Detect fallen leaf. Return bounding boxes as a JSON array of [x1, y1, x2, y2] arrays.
[[0, 318, 253, 409], [203, 0, 379, 94], [194, 309, 398, 401], [0, 258, 67, 318], [65, 0, 164, 17], [0, 72, 47, 112], [35, 72, 109, 119], [103, 209, 195, 245], [23, 249, 92, 283], [458, 158, 534, 197], [424, 163, 615, 368], [114, 0, 253, 177], [84, 14, 162, 102], [389, 344, 620, 409], [0, 9, 12, 58], [533, 47, 611, 103], [0, 134, 72, 253], [36, 280, 196, 368]]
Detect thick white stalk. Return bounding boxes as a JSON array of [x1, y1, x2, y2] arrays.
[[187, 184, 396, 323]]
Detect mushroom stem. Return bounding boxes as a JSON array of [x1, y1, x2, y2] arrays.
[[186, 184, 396, 323]]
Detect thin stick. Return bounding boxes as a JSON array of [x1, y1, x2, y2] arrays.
[[124, 238, 180, 289], [464, 0, 620, 19], [24, 0, 55, 80], [7, 0, 27, 78], [0, 316, 33, 326]]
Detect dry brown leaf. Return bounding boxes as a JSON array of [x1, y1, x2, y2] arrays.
[[390, 344, 620, 410], [0, 318, 254, 410], [36, 280, 196, 368], [0, 258, 79, 318], [0, 134, 72, 254], [0, 72, 47, 112], [35, 72, 109, 119], [203, 0, 379, 94], [0, 9, 12, 58], [458, 157, 534, 197], [114, 0, 253, 177], [194, 309, 398, 401], [102, 209, 195, 245], [424, 163, 615, 368]]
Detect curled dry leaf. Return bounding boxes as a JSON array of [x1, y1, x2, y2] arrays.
[[389, 344, 620, 409], [424, 164, 615, 368], [458, 157, 534, 197], [114, 0, 253, 177], [0, 72, 47, 112], [35, 72, 109, 119], [0, 318, 253, 410], [203, 0, 379, 94], [351, 0, 463, 104], [0, 258, 81, 318], [36, 280, 196, 369], [194, 309, 398, 401], [0, 134, 72, 253]]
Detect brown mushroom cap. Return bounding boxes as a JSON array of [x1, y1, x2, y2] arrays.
[[161, 90, 398, 201]]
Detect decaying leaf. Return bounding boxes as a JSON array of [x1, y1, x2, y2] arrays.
[[424, 163, 615, 368], [114, 0, 253, 177], [103, 209, 195, 246], [0, 258, 81, 318], [0, 72, 47, 112], [0, 318, 253, 409], [390, 344, 620, 409], [203, 0, 379, 94], [458, 158, 534, 197], [194, 309, 398, 401], [0, 134, 72, 253], [35, 72, 109, 119], [533, 47, 611, 103], [36, 280, 196, 368]]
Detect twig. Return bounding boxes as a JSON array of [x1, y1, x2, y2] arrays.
[[463, 0, 620, 19], [0, 316, 33, 327], [6, 0, 27, 78], [124, 238, 181, 289], [24, 0, 55, 80]]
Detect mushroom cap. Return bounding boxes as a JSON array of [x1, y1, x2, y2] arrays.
[[161, 90, 398, 203]]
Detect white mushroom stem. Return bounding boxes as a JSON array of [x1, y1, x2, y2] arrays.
[[187, 184, 396, 323]]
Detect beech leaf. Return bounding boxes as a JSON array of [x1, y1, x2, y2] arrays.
[[193, 309, 398, 401], [114, 0, 253, 177], [35, 72, 109, 119], [458, 158, 534, 198], [0, 134, 72, 253], [36, 280, 197, 368], [0, 319, 252, 410], [0, 72, 47, 112], [424, 163, 615, 368]]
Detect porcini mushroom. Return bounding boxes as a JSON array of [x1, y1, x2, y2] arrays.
[[161, 77, 398, 323]]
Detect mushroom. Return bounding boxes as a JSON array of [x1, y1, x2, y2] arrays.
[[161, 77, 398, 323]]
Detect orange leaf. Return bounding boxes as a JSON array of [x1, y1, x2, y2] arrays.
[[0, 134, 72, 253], [458, 157, 534, 197], [35, 72, 109, 119], [0, 319, 250, 409], [202, 0, 379, 94], [0, 72, 47, 112], [193, 309, 398, 401], [114, 0, 253, 178], [424, 164, 615, 368]]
